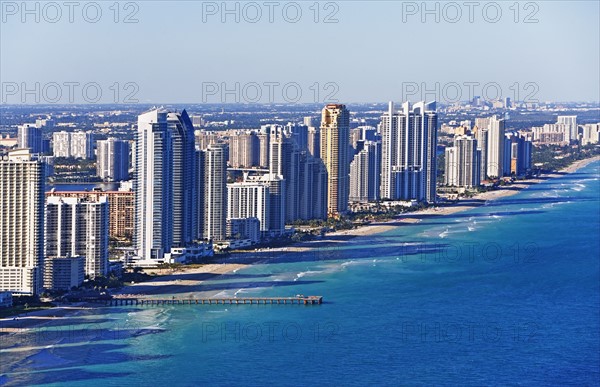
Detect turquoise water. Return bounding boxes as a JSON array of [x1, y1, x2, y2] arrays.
[[2, 162, 599, 386]]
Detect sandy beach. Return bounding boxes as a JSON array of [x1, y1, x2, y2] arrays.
[[113, 263, 248, 299], [324, 155, 600, 235]]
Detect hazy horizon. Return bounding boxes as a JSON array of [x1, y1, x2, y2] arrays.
[[2, 1, 599, 104]]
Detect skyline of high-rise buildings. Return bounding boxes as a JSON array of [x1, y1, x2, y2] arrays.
[[0, 100, 548, 284]]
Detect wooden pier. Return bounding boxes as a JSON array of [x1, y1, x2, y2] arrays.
[[101, 296, 323, 307]]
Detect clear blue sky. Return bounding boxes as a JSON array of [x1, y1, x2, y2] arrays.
[[1, 1, 599, 103]]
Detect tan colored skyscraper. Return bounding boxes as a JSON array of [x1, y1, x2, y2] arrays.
[[320, 104, 350, 215]]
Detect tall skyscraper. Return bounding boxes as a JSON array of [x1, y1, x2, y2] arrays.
[[70, 131, 94, 159], [195, 130, 219, 151], [287, 123, 309, 151], [580, 123, 600, 146], [52, 131, 94, 159], [191, 115, 204, 128], [45, 197, 109, 278], [307, 126, 320, 159], [46, 189, 135, 242], [503, 132, 533, 176], [0, 150, 45, 295], [380, 102, 399, 200], [444, 135, 481, 187], [52, 131, 71, 157], [473, 124, 488, 181], [257, 130, 270, 168], [202, 143, 227, 241], [264, 175, 285, 235], [485, 115, 505, 178], [97, 138, 130, 181], [297, 153, 328, 220], [227, 181, 270, 234], [230, 131, 259, 167], [18, 124, 43, 153], [380, 101, 438, 203], [557, 115, 578, 141], [320, 104, 350, 214], [270, 126, 300, 222], [168, 110, 197, 247], [134, 109, 173, 260], [445, 146, 458, 187], [349, 141, 380, 202]]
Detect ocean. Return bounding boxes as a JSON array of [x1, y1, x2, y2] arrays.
[[2, 161, 599, 386]]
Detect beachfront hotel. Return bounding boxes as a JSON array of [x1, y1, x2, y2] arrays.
[[0, 149, 45, 295]]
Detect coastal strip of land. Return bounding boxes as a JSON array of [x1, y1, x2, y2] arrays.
[[1, 155, 598, 329]]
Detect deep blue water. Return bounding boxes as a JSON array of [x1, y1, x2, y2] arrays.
[[2, 162, 599, 386]]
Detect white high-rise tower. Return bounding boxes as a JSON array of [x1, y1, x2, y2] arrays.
[[0, 150, 45, 295], [202, 143, 227, 241], [379, 101, 438, 203], [97, 138, 130, 181], [45, 197, 109, 278], [134, 109, 173, 261]]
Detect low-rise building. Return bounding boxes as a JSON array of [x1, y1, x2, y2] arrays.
[[227, 217, 261, 243], [44, 256, 85, 291]]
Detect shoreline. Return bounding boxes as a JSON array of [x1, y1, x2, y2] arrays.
[[317, 154, 600, 239], [1, 155, 599, 327]]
